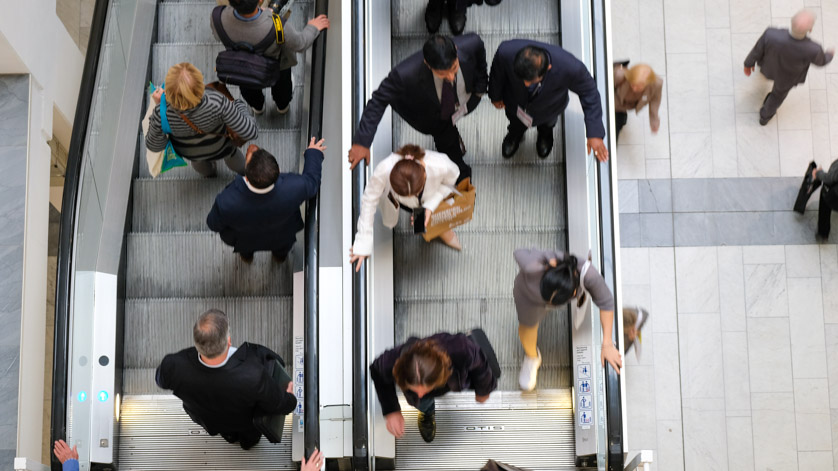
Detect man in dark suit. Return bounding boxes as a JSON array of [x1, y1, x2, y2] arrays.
[[207, 137, 326, 263], [814, 159, 838, 241], [744, 9, 833, 125], [488, 39, 608, 161], [156, 309, 297, 449], [348, 34, 488, 182]]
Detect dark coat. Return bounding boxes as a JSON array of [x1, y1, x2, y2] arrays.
[[744, 28, 833, 88], [206, 148, 323, 253], [488, 39, 605, 138], [353, 33, 489, 148], [369, 332, 498, 416], [156, 342, 297, 434]]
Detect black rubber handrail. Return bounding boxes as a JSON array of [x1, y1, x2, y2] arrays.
[[304, 0, 329, 462], [49, 1, 110, 470], [350, 0, 370, 469]]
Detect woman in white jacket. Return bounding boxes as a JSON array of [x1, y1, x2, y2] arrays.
[[350, 144, 461, 272]]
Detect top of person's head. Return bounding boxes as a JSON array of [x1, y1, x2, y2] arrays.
[[513, 46, 550, 82], [791, 9, 816, 39], [392, 338, 452, 391], [540, 255, 580, 306], [625, 64, 657, 87], [390, 144, 426, 197], [193, 309, 229, 359], [165, 62, 205, 111], [246, 148, 280, 189], [423, 35, 458, 71], [229, 0, 260, 15]]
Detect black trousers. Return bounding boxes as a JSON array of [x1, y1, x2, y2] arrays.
[[432, 121, 470, 183], [819, 190, 837, 238], [760, 81, 793, 121], [615, 111, 628, 143], [221, 429, 262, 450], [507, 116, 557, 142], [239, 68, 293, 111]]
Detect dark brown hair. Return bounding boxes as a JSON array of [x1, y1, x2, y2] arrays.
[[392, 339, 452, 391], [390, 144, 426, 197]]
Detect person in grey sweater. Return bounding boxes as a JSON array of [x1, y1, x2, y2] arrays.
[[210, 0, 329, 115], [513, 248, 621, 391], [744, 9, 833, 125], [814, 159, 838, 240]]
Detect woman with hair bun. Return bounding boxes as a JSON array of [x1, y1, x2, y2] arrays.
[[513, 248, 622, 392], [349, 144, 462, 272], [369, 333, 498, 443]]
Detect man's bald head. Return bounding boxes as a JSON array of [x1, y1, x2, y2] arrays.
[[791, 10, 816, 40]]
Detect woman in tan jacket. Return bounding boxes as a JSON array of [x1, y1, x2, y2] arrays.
[[613, 63, 663, 140]]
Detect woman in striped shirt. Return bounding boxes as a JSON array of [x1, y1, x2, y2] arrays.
[[146, 62, 258, 177]]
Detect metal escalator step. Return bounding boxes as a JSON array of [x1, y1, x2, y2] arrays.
[[123, 368, 166, 395], [394, 390, 576, 470], [391, 0, 561, 38], [126, 232, 296, 298], [132, 178, 230, 232], [118, 395, 296, 470], [124, 296, 293, 370], [394, 298, 572, 390]]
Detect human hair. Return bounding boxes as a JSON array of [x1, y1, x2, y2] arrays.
[[540, 255, 580, 305], [164, 62, 205, 111], [513, 46, 549, 82], [229, 0, 260, 15], [791, 9, 815, 39], [193, 309, 229, 359], [423, 35, 458, 71], [246, 148, 280, 189], [392, 339, 452, 391], [625, 64, 657, 87], [390, 145, 426, 197]]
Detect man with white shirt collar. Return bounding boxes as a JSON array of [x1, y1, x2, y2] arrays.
[[156, 309, 297, 449], [207, 137, 326, 263]]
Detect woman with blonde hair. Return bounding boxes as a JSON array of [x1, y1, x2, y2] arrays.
[[349, 144, 462, 272], [370, 332, 498, 443], [613, 62, 663, 140], [146, 62, 258, 177]]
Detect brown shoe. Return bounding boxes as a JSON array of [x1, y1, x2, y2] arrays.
[[438, 230, 462, 251]]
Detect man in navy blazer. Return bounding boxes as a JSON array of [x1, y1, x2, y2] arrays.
[[207, 137, 326, 263], [348, 33, 488, 183], [489, 39, 608, 161]]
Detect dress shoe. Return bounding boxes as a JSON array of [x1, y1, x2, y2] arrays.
[[417, 411, 436, 443], [239, 252, 254, 263], [758, 114, 773, 126], [501, 132, 522, 158], [272, 251, 288, 263], [447, 1, 467, 35], [438, 230, 462, 251], [425, 0, 444, 33], [536, 132, 553, 158]]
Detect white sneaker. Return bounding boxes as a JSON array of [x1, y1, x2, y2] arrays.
[[276, 104, 290, 114], [251, 106, 265, 116], [519, 349, 542, 391]]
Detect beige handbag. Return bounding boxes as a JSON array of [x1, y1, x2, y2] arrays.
[[141, 101, 163, 178]]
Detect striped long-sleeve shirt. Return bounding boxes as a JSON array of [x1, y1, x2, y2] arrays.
[[145, 89, 258, 161]]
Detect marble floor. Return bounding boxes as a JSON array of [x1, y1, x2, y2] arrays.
[[612, 0, 838, 469]]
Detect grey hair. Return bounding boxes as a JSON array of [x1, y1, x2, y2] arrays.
[[193, 309, 229, 359], [791, 10, 815, 40]]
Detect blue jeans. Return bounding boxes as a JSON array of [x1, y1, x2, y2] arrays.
[[417, 395, 436, 415]]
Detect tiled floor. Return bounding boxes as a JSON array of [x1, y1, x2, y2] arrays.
[[612, 0, 838, 469]]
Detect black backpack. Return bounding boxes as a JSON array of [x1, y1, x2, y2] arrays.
[[211, 6, 284, 88]]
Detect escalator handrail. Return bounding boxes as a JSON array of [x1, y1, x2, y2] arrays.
[[304, 0, 329, 461], [49, 1, 111, 470], [350, 0, 370, 469]]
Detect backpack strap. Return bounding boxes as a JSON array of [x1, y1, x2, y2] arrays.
[[159, 93, 172, 135], [212, 6, 237, 50], [254, 14, 284, 52]]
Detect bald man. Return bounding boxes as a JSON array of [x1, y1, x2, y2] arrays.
[[744, 10, 834, 125]]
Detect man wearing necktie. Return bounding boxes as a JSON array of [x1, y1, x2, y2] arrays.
[[348, 34, 488, 183], [489, 39, 608, 161]]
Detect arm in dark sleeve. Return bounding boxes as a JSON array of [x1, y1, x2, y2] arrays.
[[254, 370, 297, 415], [567, 59, 605, 139], [353, 69, 403, 148], [206, 199, 226, 233], [817, 160, 838, 186], [155, 355, 174, 390], [369, 348, 402, 416], [812, 45, 834, 67], [744, 31, 766, 68], [487, 47, 506, 103], [466, 341, 497, 397], [471, 35, 489, 94], [298, 148, 324, 199]]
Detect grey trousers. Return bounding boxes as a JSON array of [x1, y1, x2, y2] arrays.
[[189, 148, 246, 177], [760, 82, 793, 121]]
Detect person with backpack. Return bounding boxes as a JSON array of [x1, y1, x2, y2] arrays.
[[513, 248, 622, 391], [210, 0, 329, 115], [813, 158, 838, 241]]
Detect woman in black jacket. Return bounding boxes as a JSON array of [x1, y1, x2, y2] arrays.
[[369, 332, 497, 443]]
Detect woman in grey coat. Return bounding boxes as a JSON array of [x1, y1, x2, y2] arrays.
[[513, 248, 622, 391]]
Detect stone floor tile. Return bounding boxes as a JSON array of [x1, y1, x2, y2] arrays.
[[743, 245, 786, 264], [676, 247, 720, 313], [705, 0, 730, 29], [671, 179, 711, 212], [653, 333, 682, 420], [662, 0, 707, 54], [667, 54, 711, 133], [641, 213, 674, 247], [644, 92, 672, 160], [785, 245, 822, 278], [645, 159, 672, 179], [771, 0, 806, 23], [710, 96, 739, 177], [639, 0, 667, 74], [638, 179, 672, 213], [744, 264, 789, 317], [712, 212, 776, 245], [824, 325, 838, 408], [798, 451, 833, 470], [679, 313, 725, 399], [778, 82, 813, 131], [789, 278, 828, 379], [673, 213, 714, 246], [718, 246, 747, 332], [619, 180, 639, 214], [611, 0, 641, 69], [732, 33, 774, 110], [751, 392, 799, 471], [681, 398, 729, 471], [621, 247, 651, 285], [748, 317, 793, 392], [812, 112, 831, 164], [617, 143, 647, 180], [707, 29, 734, 97], [671, 132, 714, 178], [821, 246, 838, 323], [649, 248, 678, 332], [726, 416, 756, 471], [627, 364, 658, 450], [722, 331, 752, 415], [812, 89, 829, 113], [730, 0, 773, 34], [779, 129, 815, 177], [828, 75, 838, 156], [620, 213, 642, 247], [736, 113, 781, 177], [657, 420, 686, 471]]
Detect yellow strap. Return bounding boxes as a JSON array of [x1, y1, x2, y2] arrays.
[[272, 13, 285, 45]]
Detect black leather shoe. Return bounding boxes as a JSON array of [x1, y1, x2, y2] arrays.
[[502, 133, 521, 158], [425, 0, 444, 33], [536, 132, 553, 158], [272, 252, 288, 264], [447, 1, 467, 35], [239, 253, 254, 263], [417, 412, 436, 443]]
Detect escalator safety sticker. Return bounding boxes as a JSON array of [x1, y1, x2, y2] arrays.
[[578, 379, 591, 394], [580, 411, 593, 425], [578, 364, 591, 379], [579, 394, 592, 410]]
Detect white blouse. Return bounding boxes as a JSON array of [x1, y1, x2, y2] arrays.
[[352, 150, 460, 256]]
